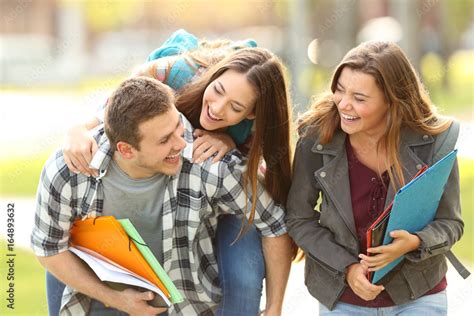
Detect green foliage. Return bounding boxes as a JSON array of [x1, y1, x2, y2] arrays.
[[0, 240, 47, 316], [0, 154, 50, 197], [421, 52, 445, 88], [447, 50, 474, 93], [452, 158, 474, 264], [445, 0, 474, 38], [421, 50, 474, 116], [83, 0, 138, 32]]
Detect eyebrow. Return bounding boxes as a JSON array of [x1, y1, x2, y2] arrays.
[[337, 82, 370, 98], [159, 119, 181, 141], [217, 81, 246, 108]]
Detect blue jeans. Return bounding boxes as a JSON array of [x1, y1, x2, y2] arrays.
[[215, 215, 265, 316], [319, 290, 447, 316], [46, 215, 265, 316], [46, 271, 65, 316]]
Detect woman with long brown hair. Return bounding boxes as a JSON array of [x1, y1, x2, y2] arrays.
[[60, 37, 293, 315], [287, 41, 464, 315]]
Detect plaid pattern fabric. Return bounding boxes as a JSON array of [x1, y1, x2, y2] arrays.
[[31, 115, 287, 316]]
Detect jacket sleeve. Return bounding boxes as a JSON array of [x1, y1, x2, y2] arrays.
[[406, 121, 464, 262], [286, 137, 358, 274]]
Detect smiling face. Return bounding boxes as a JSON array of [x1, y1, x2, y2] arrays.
[[199, 69, 257, 131], [333, 67, 389, 141], [125, 106, 186, 178]]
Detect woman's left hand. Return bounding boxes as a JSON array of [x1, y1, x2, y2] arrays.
[[192, 129, 236, 163], [359, 230, 421, 271]]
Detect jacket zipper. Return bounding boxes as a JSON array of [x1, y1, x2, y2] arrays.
[[425, 241, 448, 255]]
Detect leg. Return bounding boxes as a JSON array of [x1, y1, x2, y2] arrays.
[[319, 301, 377, 316], [389, 290, 447, 316], [215, 215, 265, 316], [46, 271, 66, 316]]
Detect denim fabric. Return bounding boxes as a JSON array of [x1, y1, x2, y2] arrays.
[[319, 290, 447, 316], [215, 215, 265, 316], [46, 271, 65, 316]]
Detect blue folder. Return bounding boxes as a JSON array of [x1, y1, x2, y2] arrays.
[[371, 149, 458, 284]]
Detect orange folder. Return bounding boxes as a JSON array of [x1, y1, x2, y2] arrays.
[[69, 216, 170, 298]]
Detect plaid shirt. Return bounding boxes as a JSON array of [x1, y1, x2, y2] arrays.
[[31, 115, 287, 316]]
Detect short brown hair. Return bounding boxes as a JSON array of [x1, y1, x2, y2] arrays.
[[105, 76, 175, 151]]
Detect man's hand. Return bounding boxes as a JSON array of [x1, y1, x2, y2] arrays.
[[359, 230, 421, 271], [37, 252, 166, 316], [112, 289, 167, 316], [346, 263, 384, 301]]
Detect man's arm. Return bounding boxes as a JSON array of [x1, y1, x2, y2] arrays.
[[32, 155, 165, 316], [37, 251, 165, 316], [262, 234, 292, 316]]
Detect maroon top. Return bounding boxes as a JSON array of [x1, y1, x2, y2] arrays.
[[339, 139, 446, 307]]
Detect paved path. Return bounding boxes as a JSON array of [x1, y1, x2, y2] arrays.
[[0, 198, 472, 315]]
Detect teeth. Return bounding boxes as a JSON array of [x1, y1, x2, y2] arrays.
[[208, 107, 221, 120], [341, 113, 359, 121], [166, 154, 179, 159]]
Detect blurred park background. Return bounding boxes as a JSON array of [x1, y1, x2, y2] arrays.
[[0, 0, 473, 315]]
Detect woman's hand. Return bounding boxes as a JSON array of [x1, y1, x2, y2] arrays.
[[346, 263, 385, 301], [359, 230, 421, 272], [192, 129, 236, 163], [63, 124, 99, 177]]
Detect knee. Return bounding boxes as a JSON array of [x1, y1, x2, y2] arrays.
[[222, 256, 265, 293]]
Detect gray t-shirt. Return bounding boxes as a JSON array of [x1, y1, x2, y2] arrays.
[[102, 160, 168, 264]]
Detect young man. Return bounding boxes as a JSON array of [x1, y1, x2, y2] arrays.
[[31, 77, 291, 315]]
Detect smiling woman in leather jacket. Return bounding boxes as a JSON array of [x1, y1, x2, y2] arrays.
[[287, 41, 464, 315]]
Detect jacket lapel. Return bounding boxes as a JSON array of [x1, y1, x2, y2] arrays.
[[313, 131, 358, 240], [384, 126, 434, 208], [312, 126, 435, 240]]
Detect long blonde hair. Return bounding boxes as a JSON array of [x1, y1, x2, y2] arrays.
[[299, 41, 451, 190]]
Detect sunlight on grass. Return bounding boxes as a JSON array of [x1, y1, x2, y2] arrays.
[[452, 158, 474, 263], [0, 240, 48, 316]]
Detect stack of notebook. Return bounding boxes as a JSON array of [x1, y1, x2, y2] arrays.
[[69, 216, 183, 307]]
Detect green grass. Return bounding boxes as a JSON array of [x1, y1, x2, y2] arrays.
[[0, 241, 47, 316], [451, 158, 474, 264], [0, 153, 51, 197], [430, 88, 474, 118]]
